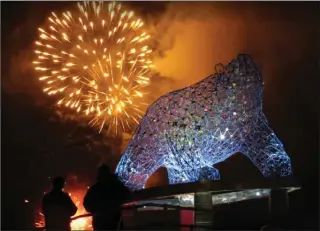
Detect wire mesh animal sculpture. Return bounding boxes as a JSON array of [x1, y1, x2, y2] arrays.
[[116, 54, 292, 191]]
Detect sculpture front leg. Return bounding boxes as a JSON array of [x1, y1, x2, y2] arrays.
[[243, 115, 292, 177]]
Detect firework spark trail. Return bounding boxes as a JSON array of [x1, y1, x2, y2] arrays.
[[33, 1, 154, 134]]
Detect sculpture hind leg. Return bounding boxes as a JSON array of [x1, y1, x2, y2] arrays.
[[167, 166, 220, 184], [242, 114, 292, 177]]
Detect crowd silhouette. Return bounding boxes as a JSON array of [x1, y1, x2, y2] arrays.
[[42, 165, 130, 231]]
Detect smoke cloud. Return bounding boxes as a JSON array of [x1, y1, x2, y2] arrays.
[[151, 3, 245, 90], [147, 2, 318, 100]]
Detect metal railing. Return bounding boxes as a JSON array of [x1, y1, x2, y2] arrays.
[[36, 203, 211, 230]]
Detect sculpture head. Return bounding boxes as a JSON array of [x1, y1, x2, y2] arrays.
[[228, 54, 261, 79], [219, 54, 264, 112]]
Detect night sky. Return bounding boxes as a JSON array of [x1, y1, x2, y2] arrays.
[[1, 2, 319, 230]]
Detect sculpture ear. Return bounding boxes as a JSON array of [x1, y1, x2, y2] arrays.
[[214, 63, 224, 74]]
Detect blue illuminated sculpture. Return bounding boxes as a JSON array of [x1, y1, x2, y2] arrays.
[[116, 54, 292, 191]]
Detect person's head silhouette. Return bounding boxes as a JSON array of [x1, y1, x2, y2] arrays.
[[52, 176, 65, 191], [97, 164, 112, 182]]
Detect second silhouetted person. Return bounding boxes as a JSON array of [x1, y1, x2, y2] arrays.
[[84, 165, 130, 230]]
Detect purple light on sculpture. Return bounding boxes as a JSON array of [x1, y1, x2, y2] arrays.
[[116, 54, 292, 191]]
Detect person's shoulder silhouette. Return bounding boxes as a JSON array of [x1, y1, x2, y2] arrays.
[[42, 176, 77, 230]]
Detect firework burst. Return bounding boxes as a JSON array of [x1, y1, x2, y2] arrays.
[[33, 1, 154, 134]]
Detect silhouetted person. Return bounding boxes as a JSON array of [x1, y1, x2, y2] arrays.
[[84, 165, 130, 230], [42, 176, 77, 230]]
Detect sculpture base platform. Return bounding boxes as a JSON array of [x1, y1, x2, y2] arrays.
[[122, 179, 299, 230]]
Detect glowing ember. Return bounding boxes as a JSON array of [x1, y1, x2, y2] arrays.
[[35, 189, 92, 230]]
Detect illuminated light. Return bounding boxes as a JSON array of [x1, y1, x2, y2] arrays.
[[116, 55, 292, 191]]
